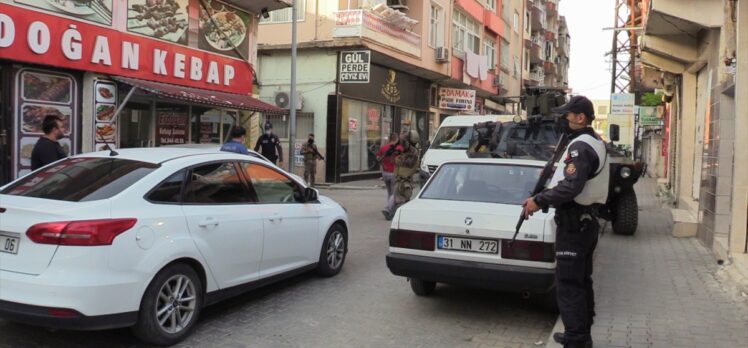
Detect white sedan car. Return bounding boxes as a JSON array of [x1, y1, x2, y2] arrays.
[[0, 148, 349, 345], [386, 158, 557, 306]]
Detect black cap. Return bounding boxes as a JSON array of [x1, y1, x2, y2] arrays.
[[264, 122, 273, 130], [552, 96, 595, 120]]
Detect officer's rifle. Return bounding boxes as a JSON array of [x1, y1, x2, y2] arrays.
[[511, 132, 569, 243]]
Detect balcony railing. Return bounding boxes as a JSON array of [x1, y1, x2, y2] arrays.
[[530, 68, 544, 82], [334, 9, 422, 57], [531, 35, 543, 46]]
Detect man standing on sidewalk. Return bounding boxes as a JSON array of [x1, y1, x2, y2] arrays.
[[521, 96, 608, 348], [377, 133, 399, 218], [254, 122, 283, 166], [301, 133, 324, 186]]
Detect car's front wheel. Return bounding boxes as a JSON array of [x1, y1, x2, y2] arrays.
[[133, 263, 203, 346], [409, 278, 436, 296], [316, 224, 347, 277]]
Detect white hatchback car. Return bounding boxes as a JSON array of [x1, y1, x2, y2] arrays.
[[386, 159, 557, 305], [0, 148, 349, 345]]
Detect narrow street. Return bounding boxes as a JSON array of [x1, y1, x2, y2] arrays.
[[0, 187, 556, 348]]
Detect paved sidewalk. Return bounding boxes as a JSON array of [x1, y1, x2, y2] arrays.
[[548, 178, 748, 348]]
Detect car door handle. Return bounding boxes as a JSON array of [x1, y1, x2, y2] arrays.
[[198, 217, 219, 227], [268, 213, 283, 223]]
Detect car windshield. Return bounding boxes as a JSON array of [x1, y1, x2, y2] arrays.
[[430, 126, 474, 150], [421, 163, 542, 205], [1, 157, 159, 202]]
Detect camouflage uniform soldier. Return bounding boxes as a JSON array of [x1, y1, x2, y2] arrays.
[[382, 129, 420, 220], [301, 133, 324, 186]]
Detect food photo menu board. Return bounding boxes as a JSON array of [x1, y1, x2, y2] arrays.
[[15, 0, 114, 26], [127, 0, 189, 45], [197, 0, 251, 59], [15, 69, 77, 179], [93, 80, 118, 152]]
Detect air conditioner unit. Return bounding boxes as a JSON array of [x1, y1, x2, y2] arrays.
[[274, 91, 303, 110], [387, 0, 409, 10], [435, 47, 449, 62]]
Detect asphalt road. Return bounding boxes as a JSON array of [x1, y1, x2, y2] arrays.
[[0, 187, 556, 348]]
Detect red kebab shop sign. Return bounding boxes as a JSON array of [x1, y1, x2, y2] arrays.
[[0, 3, 253, 95]]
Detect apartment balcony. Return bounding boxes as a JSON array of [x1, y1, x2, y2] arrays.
[[529, 0, 546, 31], [333, 9, 422, 57], [530, 35, 543, 64], [544, 60, 555, 74], [546, 0, 557, 15], [528, 68, 544, 85], [545, 31, 555, 42], [484, 8, 506, 38]]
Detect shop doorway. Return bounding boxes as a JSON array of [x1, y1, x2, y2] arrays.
[[118, 100, 154, 148]]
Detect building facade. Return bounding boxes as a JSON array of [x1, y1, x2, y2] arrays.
[[257, 0, 570, 182], [633, 0, 748, 282], [0, 0, 286, 185]]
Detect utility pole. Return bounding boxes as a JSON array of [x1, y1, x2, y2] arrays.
[[288, 0, 298, 172], [610, 0, 639, 94]]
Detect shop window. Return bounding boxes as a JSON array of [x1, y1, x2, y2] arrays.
[[156, 103, 189, 146], [340, 98, 384, 174], [119, 101, 153, 149], [192, 106, 228, 144]]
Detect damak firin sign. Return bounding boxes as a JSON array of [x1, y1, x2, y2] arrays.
[[340, 50, 371, 83], [439, 88, 476, 111]]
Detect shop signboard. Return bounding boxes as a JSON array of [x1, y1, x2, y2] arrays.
[[339, 50, 370, 83], [438, 88, 476, 111], [197, 0, 252, 59], [611, 93, 635, 115], [93, 79, 117, 151], [0, 3, 254, 95], [15, 68, 77, 179], [126, 0, 189, 45], [157, 111, 189, 145], [639, 106, 663, 127]]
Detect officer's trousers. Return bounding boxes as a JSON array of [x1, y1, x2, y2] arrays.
[[554, 208, 599, 346]]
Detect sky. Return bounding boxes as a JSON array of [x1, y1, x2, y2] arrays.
[[558, 0, 616, 101]]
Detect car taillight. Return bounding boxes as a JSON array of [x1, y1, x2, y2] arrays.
[[26, 219, 137, 246], [389, 229, 435, 251], [501, 240, 555, 262]]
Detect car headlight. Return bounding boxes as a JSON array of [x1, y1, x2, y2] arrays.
[[620, 167, 632, 179]]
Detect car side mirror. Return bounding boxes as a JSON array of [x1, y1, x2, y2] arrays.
[[609, 124, 620, 142], [304, 187, 318, 202]]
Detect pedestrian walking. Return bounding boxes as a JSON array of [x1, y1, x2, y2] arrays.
[[254, 122, 283, 166], [220, 126, 250, 155], [300, 133, 324, 186], [521, 96, 608, 348], [382, 129, 420, 221], [31, 115, 67, 170], [377, 133, 399, 214]]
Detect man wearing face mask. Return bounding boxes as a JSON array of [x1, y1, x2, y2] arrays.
[[31, 115, 67, 170], [521, 96, 608, 348], [254, 122, 283, 166], [300, 133, 324, 186]]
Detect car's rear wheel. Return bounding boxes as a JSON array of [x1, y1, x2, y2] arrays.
[[409, 278, 436, 296], [133, 263, 203, 346], [316, 224, 347, 277]]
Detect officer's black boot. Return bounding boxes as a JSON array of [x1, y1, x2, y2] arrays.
[[553, 333, 592, 348]]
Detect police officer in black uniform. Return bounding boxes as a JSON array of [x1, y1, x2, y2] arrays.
[[522, 96, 608, 348], [254, 122, 284, 165]]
